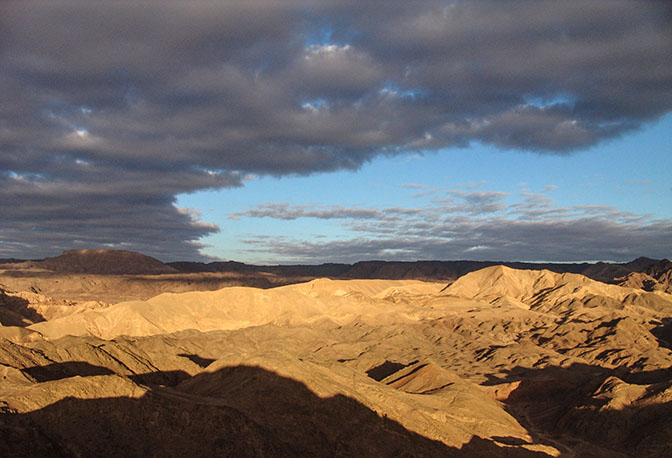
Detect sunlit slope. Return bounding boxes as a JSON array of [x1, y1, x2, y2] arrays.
[[441, 265, 672, 314], [28, 268, 672, 341], [28, 279, 446, 339]]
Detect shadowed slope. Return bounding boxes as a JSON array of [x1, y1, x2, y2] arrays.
[[0, 289, 44, 326], [484, 362, 672, 457], [0, 364, 553, 458], [617, 258, 672, 294]]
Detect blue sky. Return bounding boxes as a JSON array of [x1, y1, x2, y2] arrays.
[[2, 1, 671, 262], [178, 113, 672, 263]]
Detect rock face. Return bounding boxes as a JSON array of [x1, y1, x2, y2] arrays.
[[1, 266, 671, 457]]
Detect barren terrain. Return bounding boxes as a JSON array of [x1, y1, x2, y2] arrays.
[[1, 251, 671, 457]]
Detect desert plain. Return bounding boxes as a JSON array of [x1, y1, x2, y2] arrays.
[[0, 250, 671, 457]]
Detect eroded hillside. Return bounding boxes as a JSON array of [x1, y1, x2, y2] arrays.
[[1, 266, 671, 457]]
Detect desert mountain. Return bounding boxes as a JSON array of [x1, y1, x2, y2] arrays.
[[1, 264, 671, 456], [442, 265, 672, 313], [9, 247, 668, 284], [2, 250, 670, 315], [616, 258, 672, 294], [14, 249, 178, 275]]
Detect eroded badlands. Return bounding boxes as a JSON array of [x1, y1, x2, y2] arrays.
[[1, 263, 671, 457]]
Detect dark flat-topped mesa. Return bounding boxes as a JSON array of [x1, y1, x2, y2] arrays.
[[35, 249, 178, 275]]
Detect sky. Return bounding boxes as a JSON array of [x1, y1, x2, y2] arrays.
[[1, 1, 671, 263]]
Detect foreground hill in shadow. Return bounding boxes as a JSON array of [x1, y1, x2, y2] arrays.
[[484, 362, 672, 457], [0, 364, 552, 458]]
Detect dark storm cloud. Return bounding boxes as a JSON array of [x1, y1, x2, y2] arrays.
[[1, 1, 671, 259]]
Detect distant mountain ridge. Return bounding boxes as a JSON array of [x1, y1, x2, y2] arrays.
[[2, 250, 671, 290], [168, 256, 672, 286]]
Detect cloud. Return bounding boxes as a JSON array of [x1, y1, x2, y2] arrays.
[[231, 194, 672, 263], [443, 190, 509, 215], [229, 203, 385, 221], [237, 214, 672, 264], [398, 184, 443, 199], [398, 184, 429, 190], [1, 1, 671, 258], [0, 168, 232, 261], [229, 203, 425, 222]]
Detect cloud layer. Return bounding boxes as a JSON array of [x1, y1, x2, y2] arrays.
[[232, 190, 672, 263], [1, 1, 671, 259]]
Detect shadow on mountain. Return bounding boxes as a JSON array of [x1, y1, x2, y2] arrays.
[[484, 362, 672, 457], [365, 360, 416, 381], [0, 365, 553, 458], [0, 289, 46, 326], [178, 353, 217, 368], [651, 317, 672, 350], [136, 274, 286, 290], [21, 362, 115, 382], [128, 369, 192, 387]]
